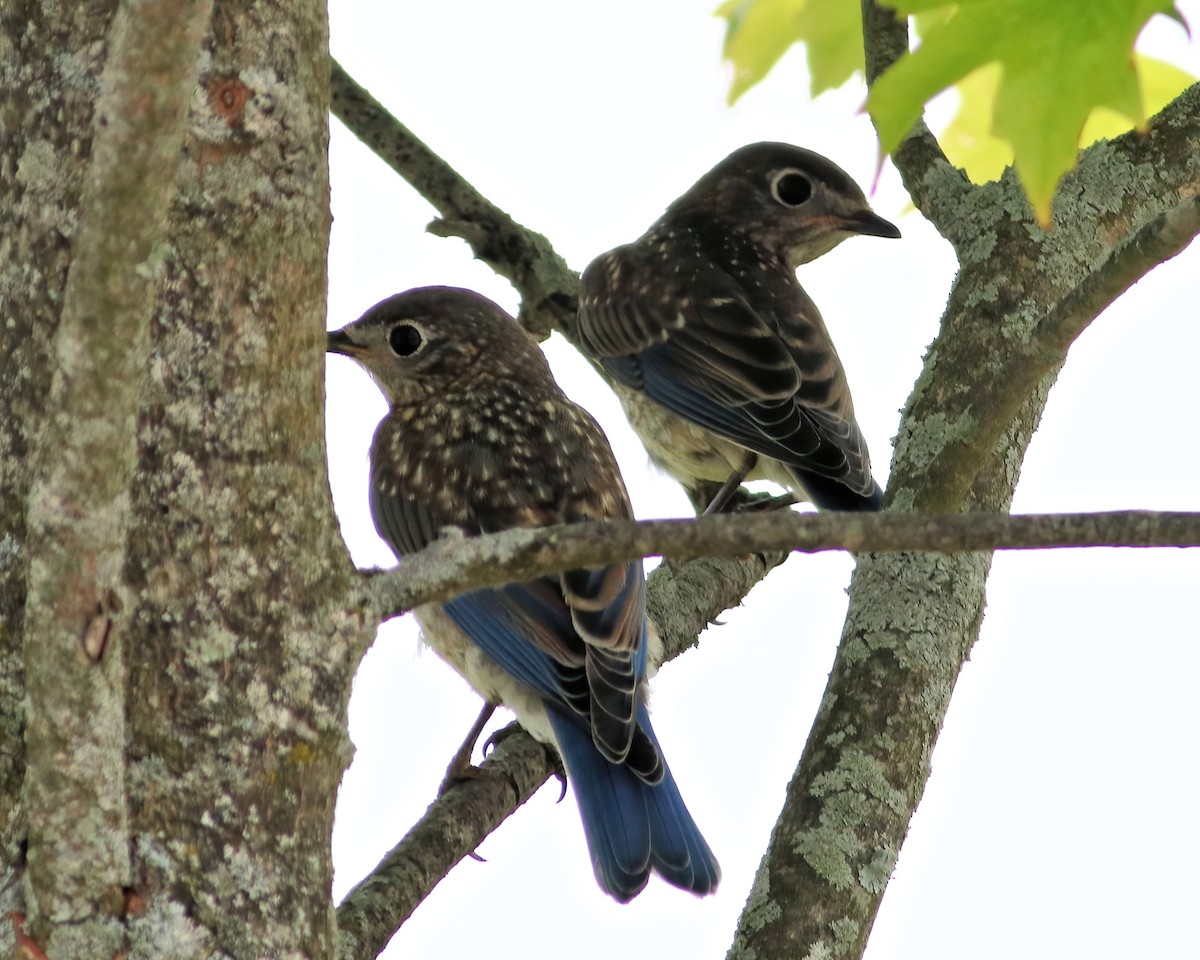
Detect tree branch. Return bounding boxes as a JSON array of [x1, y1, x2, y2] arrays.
[[329, 59, 578, 339], [1035, 194, 1200, 350], [0, 0, 117, 893], [859, 0, 968, 227], [334, 723, 553, 959], [860, 0, 908, 83], [886, 82, 1200, 512], [19, 0, 211, 951], [349, 510, 1200, 625]]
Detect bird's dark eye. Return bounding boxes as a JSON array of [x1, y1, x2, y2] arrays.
[[771, 170, 813, 207], [388, 323, 424, 357]]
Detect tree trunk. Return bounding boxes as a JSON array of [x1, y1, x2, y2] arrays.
[[1, 2, 365, 955]]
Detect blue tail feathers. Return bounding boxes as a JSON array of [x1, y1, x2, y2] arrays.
[[547, 703, 720, 902]]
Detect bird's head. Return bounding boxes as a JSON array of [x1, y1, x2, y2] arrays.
[[326, 286, 552, 406], [665, 141, 900, 268]]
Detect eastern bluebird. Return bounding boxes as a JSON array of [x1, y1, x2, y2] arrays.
[[576, 142, 899, 514], [327, 286, 719, 902]]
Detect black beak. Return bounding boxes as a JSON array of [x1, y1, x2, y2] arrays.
[[845, 209, 901, 239], [326, 329, 359, 356]]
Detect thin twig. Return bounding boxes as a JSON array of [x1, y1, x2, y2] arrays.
[[329, 59, 579, 339], [352, 509, 1200, 626], [859, 0, 966, 224]]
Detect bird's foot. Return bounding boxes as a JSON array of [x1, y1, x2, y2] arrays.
[[733, 490, 797, 512], [480, 719, 522, 756], [544, 744, 568, 801], [483, 722, 568, 802], [697, 471, 747, 515], [437, 701, 498, 797]]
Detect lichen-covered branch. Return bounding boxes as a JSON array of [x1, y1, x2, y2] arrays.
[[911, 189, 1200, 511], [18, 1, 211, 953], [891, 86, 1200, 512], [1036, 194, 1200, 350], [353, 509, 1200, 625], [329, 60, 578, 339], [0, 0, 116, 907], [334, 721, 554, 959], [729, 18, 1200, 960]]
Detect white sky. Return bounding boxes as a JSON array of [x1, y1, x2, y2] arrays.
[[324, 4, 1200, 958]]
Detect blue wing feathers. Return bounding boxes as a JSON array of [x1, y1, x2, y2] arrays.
[[628, 347, 880, 510], [444, 591, 568, 698]]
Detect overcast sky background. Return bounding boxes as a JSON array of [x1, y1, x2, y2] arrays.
[[323, 4, 1200, 957]]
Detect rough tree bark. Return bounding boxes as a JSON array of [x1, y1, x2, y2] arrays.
[[2, 2, 359, 956]]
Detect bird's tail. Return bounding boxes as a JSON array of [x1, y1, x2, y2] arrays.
[[547, 703, 721, 902], [791, 468, 884, 511]]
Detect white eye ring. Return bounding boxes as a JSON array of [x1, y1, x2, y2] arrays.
[[388, 321, 427, 358], [770, 168, 814, 207]]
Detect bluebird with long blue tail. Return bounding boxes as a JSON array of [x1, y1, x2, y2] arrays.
[[327, 286, 719, 901]]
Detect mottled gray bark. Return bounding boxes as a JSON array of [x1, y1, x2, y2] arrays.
[[2, 1, 360, 957], [19, 1, 212, 952], [725, 7, 1200, 959], [117, 1, 357, 955], [1, 0, 121, 908]]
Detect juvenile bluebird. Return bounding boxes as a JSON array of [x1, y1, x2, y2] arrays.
[[327, 286, 719, 902], [577, 142, 899, 514]]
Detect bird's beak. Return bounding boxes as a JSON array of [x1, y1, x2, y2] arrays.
[[326, 328, 363, 357], [842, 209, 901, 239]]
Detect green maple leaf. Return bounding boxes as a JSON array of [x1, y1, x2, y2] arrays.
[[868, 0, 1186, 225], [717, 0, 864, 102], [939, 54, 1195, 187]]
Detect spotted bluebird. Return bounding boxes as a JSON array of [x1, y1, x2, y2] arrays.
[[576, 142, 899, 514], [327, 286, 719, 902]]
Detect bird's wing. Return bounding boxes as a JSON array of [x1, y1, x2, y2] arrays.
[[579, 245, 800, 402], [579, 245, 878, 504], [368, 426, 661, 778], [368, 476, 449, 557], [441, 566, 661, 780]]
